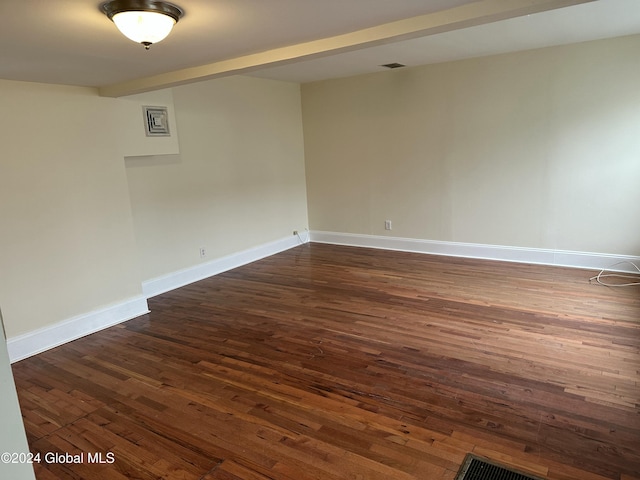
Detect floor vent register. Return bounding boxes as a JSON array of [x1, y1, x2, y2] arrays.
[[455, 454, 545, 480]]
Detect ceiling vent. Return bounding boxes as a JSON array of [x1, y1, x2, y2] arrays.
[[381, 62, 406, 69]]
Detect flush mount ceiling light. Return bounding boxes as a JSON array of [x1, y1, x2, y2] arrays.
[[101, 0, 184, 50]]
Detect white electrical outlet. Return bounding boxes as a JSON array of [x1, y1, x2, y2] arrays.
[[385, 220, 392, 230], [199, 247, 206, 258]]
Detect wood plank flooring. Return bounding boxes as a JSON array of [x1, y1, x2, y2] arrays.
[[11, 243, 640, 479]]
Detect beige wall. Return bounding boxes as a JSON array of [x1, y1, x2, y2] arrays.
[[0, 81, 143, 338], [125, 76, 308, 281], [2, 35, 639, 343], [0, 75, 308, 338], [302, 35, 640, 255]]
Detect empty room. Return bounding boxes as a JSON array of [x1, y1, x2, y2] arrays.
[[1, 1, 639, 479]]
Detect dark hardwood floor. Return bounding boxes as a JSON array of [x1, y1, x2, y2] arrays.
[[12, 243, 640, 479]]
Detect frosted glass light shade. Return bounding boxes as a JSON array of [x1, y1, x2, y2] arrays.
[[112, 10, 176, 45], [101, 1, 183, 49]]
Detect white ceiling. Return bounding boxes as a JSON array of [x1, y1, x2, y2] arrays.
[[251, 0, 640, 83], [1, 0, 639, 95]]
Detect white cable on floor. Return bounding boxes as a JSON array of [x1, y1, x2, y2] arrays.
[[589, 261, 640, 287]]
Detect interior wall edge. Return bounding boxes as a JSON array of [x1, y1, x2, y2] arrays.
[[7, 296, 149, 364], [310, 231, 640, 273], [0, 326, 35, 479]]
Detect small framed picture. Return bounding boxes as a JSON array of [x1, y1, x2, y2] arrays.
[[143, 106, 170, 136]]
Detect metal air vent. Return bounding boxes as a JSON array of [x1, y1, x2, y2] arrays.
[[455, 454, 545, 480], [380, 62, 406, 69]]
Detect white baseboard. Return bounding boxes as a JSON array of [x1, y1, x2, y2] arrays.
[[7, 296, 149, 363], [310, 231, 640, 273], [143, 233, 308, 298], [6, 234, 310, 363], [8, 231, 633, 363]]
